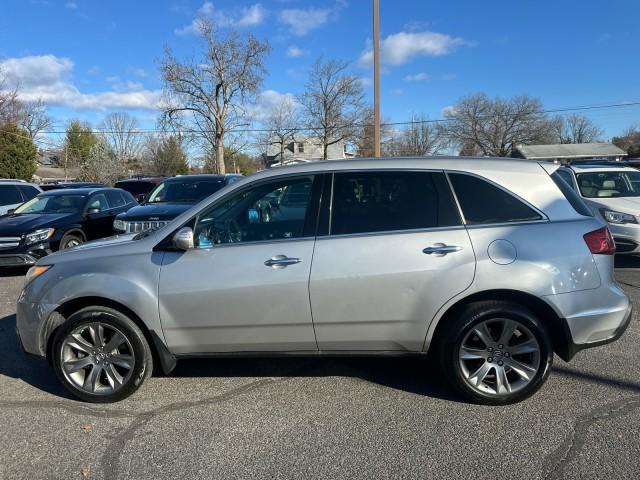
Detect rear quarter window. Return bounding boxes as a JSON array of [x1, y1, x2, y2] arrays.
[[0, 185, 23, 206], [448, 173, 542, 225]]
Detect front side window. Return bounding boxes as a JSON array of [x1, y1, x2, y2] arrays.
[[0, 185, 23, 206], [14, 195, 86, 214], [448, 173, 542, 225], [88, 193, 109, 211], [194, 176, 315, 247], [330, 171, 460, 235], [576, 171, 640, 198], [106, 190, 127, 208]]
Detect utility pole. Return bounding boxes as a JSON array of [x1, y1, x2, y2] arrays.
[[373, 0, 381, 157]]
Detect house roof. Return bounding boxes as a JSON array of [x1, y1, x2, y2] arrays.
[[515, 143, 627, 159]]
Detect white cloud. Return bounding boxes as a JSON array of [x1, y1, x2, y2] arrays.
[[359, 31, 471, 67], [441, 106, 457, 117], [358, 77, 372, 86], [65, 1, 77, 9], [279, 7, 332, 36], [404, 72, 430, 82], [286, 45, 308, 58], [250, 89, 297, 120], [175, 2, 267, 35], [0, 55, 160, 111]]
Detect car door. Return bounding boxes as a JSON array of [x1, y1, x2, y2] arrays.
[[83, 192, 114, 239], [157, 174, 322, 354], [309, 170, 476, 351]]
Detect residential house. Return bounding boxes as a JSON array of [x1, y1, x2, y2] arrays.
[[263, 136, 353, 167]]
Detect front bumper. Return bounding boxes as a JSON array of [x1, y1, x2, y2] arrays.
[[0, 242, 53, 267], [0, 254, 38, 267], [608, 223, 640, 254], [16, 296, 60, 357]]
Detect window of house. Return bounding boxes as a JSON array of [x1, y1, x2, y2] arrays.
[[448, 173, 542, 224], [297, 142, 305, 153], [330, 171, 460, 235], [194, 176, 315, 247]]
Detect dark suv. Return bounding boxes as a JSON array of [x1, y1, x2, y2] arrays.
[[0, 187, 136, 266], [114, 177, 165, 203], [113, 174, 242, 234]]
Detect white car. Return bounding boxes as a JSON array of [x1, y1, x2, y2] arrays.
[[0, 180, 42, 216], [557, 164, 640, 253]]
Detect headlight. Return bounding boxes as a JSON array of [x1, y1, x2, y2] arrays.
[[24, 265, 52, 286], [113, 219, 127, 232], [24, 228, 55, 245], [601, 209, 638, 225]]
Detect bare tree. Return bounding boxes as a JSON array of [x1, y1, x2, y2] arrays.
[[161, 19, 270, 174], [19, 99, 53, 140], [79, 141, 126, 184], [613, 126, 640, 157], [442, 93, 555, 157], [0, 67, 22, 125], [552, 114, 604, 144], [298, 57, 367, 160], [259, 96, 298, 164], [387, 114, 446, 156], [98, 112, 143, 167]]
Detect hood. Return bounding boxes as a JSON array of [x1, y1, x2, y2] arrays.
[[116, 203, 193, 221], [0, 213, 77, 236], [585, 197, 640, 215], [41, 233, 138, 264]]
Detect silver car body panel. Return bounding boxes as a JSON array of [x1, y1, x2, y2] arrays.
[[15, 157, 630, 361]]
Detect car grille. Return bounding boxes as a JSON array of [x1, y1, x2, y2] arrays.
[[0, 237, 21, 250], [124, 221, 170, 234]]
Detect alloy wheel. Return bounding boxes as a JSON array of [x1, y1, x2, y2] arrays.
[[458, 318, 541, 397], [59, 322, 135, 395]]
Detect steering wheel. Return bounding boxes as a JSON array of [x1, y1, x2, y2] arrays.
[[223, 218, 242, 243]]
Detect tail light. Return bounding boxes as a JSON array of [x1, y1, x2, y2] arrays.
[[583, 226, 616, 255]]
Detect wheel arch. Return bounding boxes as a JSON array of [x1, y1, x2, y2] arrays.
[[426, 289, 573, 361], [45, 296, 176, 374], [60, 228, 86, 242]]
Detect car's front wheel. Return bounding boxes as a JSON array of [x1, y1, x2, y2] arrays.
[[59, 232, 84, 249], [437, 301, 553, 405], [51, 306, 153, 403]]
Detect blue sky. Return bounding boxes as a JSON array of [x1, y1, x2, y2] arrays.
[[1, 0, 639, 146]]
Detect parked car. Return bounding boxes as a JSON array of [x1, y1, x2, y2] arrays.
[[113, 174, 243, 234], [16, 158, 630, 404], [0, 180, 42, 215], [114, 177, 165, 203], [40, 182, 107, 191], [0, 187, 136, 267], [557, 164, 640, 253]]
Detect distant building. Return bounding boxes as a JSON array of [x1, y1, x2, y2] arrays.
[[263, 136, 354, 167], [513, 143, 627, 164]]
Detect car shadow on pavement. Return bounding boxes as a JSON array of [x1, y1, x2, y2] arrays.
[[0, 314, 71, 398], [553, 364, 640, 394]]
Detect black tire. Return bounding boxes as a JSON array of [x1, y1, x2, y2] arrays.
[[51, 306, 153, 403], [436, 300, 553, 405], [59, 232, 84, 250]]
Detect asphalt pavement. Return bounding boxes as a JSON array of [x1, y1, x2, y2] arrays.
[[1, 259, 640, 480]]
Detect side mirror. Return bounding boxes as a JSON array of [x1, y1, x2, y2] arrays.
[[172, 226, 194, 250], [7, 209, 15, 214], [136, 193, 146, 203], [87, 207, 101, 215]]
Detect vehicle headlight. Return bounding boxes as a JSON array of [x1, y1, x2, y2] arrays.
[[24, 265, 52, 286], [24, 228, 55, 245], [601, 209, 638, 225], [113, 219, 127, 232]]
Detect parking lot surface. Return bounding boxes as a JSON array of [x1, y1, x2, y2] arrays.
[[1, 260, 640, 480]]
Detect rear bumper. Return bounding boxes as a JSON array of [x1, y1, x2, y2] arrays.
[[544, 282, 632, 361]]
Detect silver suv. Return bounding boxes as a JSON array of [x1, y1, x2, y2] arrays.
[[16, 158, 631, 404]]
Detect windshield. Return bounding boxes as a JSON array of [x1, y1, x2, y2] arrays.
[[14, 195, 86, 214], [576, 171, 640, 198], [146, 179, 225, 203]]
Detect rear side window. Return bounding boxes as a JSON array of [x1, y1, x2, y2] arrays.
[[448, 173, 542, 225], [106, 190, 127, 208], [330, 171, 461, 235], [18, 185, 40, 201], [551, 171, 593, 217], [0, 185, 23, 206]]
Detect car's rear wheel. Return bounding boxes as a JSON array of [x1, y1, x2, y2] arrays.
[[60, 233, 84, 249], [437, 301, 553, 405], [51, 306, 153, 403]]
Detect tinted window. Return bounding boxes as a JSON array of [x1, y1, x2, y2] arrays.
[[0, 185, 23, 206], [556, 170, 574, 189], [330, 172, 460, 235], [449, 173, 542, 225], [106, 190, 127, 208], [17, 185, 40, 200], [114, 181, 156, 196], [194, 176, 315, 247], [147, 179, 225, 203], [551, 172, 593, 217]]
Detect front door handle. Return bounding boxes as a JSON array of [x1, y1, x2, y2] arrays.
[[422, 243, 463, 256], [264, 255, 302, 269]]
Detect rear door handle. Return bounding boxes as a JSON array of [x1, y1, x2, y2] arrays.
[[264, 255, 302, 269], [422, 243, 463, 256]]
